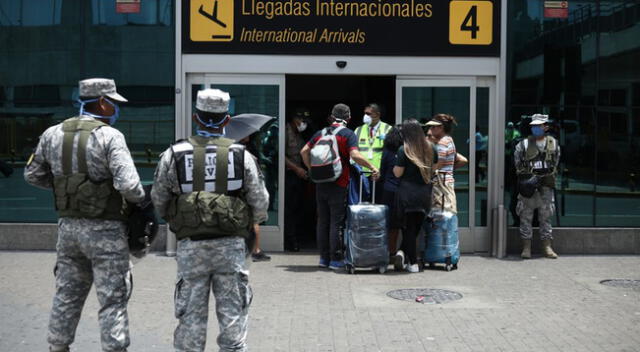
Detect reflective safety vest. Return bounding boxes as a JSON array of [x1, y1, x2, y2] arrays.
[[354, 121, 391, 172], [52, 117, 130, 221], [521, 135, 558, 188], [167, 136, 252, 240]]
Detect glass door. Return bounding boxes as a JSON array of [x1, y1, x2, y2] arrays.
[[396, 77, 494, 253], [183, 73, 286, 250]]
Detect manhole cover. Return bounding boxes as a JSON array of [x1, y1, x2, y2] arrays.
[[386, 288, 463, 304], [600, 279, 640, 288]]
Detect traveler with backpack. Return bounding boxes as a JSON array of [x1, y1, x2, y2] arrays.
[[300, 103, 380, 270]]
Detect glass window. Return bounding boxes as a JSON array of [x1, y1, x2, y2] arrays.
[[402, 86, 471, 227], [190, 83, 280, 226], [91, 0, 172, 26], [0, 0, 62, 26], [475, 87, 489, 226], [0, 1, 175, 223], [507, 0, 640, 227]]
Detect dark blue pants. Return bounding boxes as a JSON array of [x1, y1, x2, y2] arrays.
[[316, 183, 347, 261]]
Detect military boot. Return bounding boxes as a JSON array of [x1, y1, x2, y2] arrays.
[[542, 239, 558, 259], [521, 239, 531, 259]]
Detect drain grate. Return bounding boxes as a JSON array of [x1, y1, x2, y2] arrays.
[[386, 288, 463, 304], [600, 279, 640, 289]]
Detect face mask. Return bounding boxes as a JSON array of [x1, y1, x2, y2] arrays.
[[297, 121, 307, 132], [363, 114, 372, 125], [78, 98, 120, 125], [195, 113, 228, 137], [531, 126, 545, 137]]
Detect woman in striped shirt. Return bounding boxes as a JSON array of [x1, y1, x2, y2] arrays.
[[425, 114, 466, 213]]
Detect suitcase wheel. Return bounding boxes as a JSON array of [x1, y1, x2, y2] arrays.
[[378, 266, 387, 274], [346, 264, 355, 275], [445, 264, 453, 272]]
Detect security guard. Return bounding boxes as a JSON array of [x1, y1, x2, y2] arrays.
[[355, 103, 392, 173], [24, 78, 144, 352], [151, 89, 269, 352], [514, 114, 560, 259]]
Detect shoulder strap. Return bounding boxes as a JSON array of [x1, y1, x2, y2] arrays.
[[333, 125, 345, 135], [61, 117, 107, 175], [544, 136, 556, 164], [188, 136, 235, 193]]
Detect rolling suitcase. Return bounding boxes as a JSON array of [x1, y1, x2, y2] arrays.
[[344, 173, 389, 274], [423, 188, 460, 271]]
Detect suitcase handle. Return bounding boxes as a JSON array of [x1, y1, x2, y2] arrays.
[[358, 170, 376, 204]]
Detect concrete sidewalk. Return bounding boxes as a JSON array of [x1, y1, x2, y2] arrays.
[[1, 252, 639, 352]]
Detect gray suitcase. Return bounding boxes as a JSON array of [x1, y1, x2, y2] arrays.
[[344, 176, 389, 274]]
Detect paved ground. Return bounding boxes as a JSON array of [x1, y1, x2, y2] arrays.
[[1, 251, 639, 352]]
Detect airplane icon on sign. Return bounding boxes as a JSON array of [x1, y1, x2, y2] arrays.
[[198, 0, 231, 39]]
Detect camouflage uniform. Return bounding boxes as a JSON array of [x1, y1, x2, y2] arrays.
[[151, 89, 269, 352], [24, 81, 143, 352], [514, 135, 560, 241]]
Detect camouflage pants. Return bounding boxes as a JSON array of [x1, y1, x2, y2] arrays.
[[174, 236, 252, 352], [48, 218, 132, 352], [517, 187, 555, 240]]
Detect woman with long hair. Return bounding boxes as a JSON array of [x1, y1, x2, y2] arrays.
[[392, 119, 438, 272]]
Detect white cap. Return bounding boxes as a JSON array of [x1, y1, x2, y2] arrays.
[[196, 89, 230, 113], [79, 78, 127, 102], [529, 114, 549, 125]]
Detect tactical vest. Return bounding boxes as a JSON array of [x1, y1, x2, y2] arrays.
[[521, 136, 558, 188], [355, 122, 391, 172], [167, 136, 252, 240], [52, 117, 129, 221]]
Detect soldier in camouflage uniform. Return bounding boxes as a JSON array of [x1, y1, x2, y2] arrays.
[[151, 88, 269, 352], [24, 78, 144, 352], [514, 114, 560, 259]]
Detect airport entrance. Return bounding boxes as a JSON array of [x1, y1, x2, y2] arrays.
[[181, 73, 496, 253]]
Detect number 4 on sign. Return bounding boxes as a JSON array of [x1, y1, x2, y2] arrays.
[[461, 5, 479, 39], [449, 0, 493, 45]]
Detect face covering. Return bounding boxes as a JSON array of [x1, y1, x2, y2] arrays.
[[78, 98, 120, 125], [363, 114, 372, 125], [531, 126, 545, 137], [195, 113, 228, 137], [297, 121, 307, 132]]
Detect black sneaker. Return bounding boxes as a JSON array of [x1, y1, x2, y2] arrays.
[[252, 250, 271, 262]]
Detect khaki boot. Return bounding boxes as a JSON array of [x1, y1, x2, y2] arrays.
[[521, 239, 531, 259], [542, 239, 558, 259]]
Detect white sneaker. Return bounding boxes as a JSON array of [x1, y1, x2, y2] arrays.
[[394, 250, 405, 271], [406, 264, 420, 273]]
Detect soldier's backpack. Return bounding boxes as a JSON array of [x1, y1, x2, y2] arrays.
[[309, 126, 344, 183]]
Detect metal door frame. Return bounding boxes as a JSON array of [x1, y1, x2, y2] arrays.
[[395, 76, 496, 253]]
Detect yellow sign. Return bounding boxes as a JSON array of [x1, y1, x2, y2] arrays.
[[191, 0, 234, 42], [449, 1, 492, 45]]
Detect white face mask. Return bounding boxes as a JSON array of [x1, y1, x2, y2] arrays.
[[363, 114, 372, 125], [297, 121, 307, 132]]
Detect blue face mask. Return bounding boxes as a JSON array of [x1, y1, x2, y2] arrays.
[[78, 98, 120, 125], [531, 126, 545, 137], [195, 113, 227, 137]]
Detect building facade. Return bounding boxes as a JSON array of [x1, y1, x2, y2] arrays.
[[1, 0, 638, 255]]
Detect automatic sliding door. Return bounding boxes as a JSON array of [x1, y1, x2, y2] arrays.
[[397, 78, 492, 253]]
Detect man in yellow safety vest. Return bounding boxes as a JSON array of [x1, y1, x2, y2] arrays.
[[355, 103, 392, 174]]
